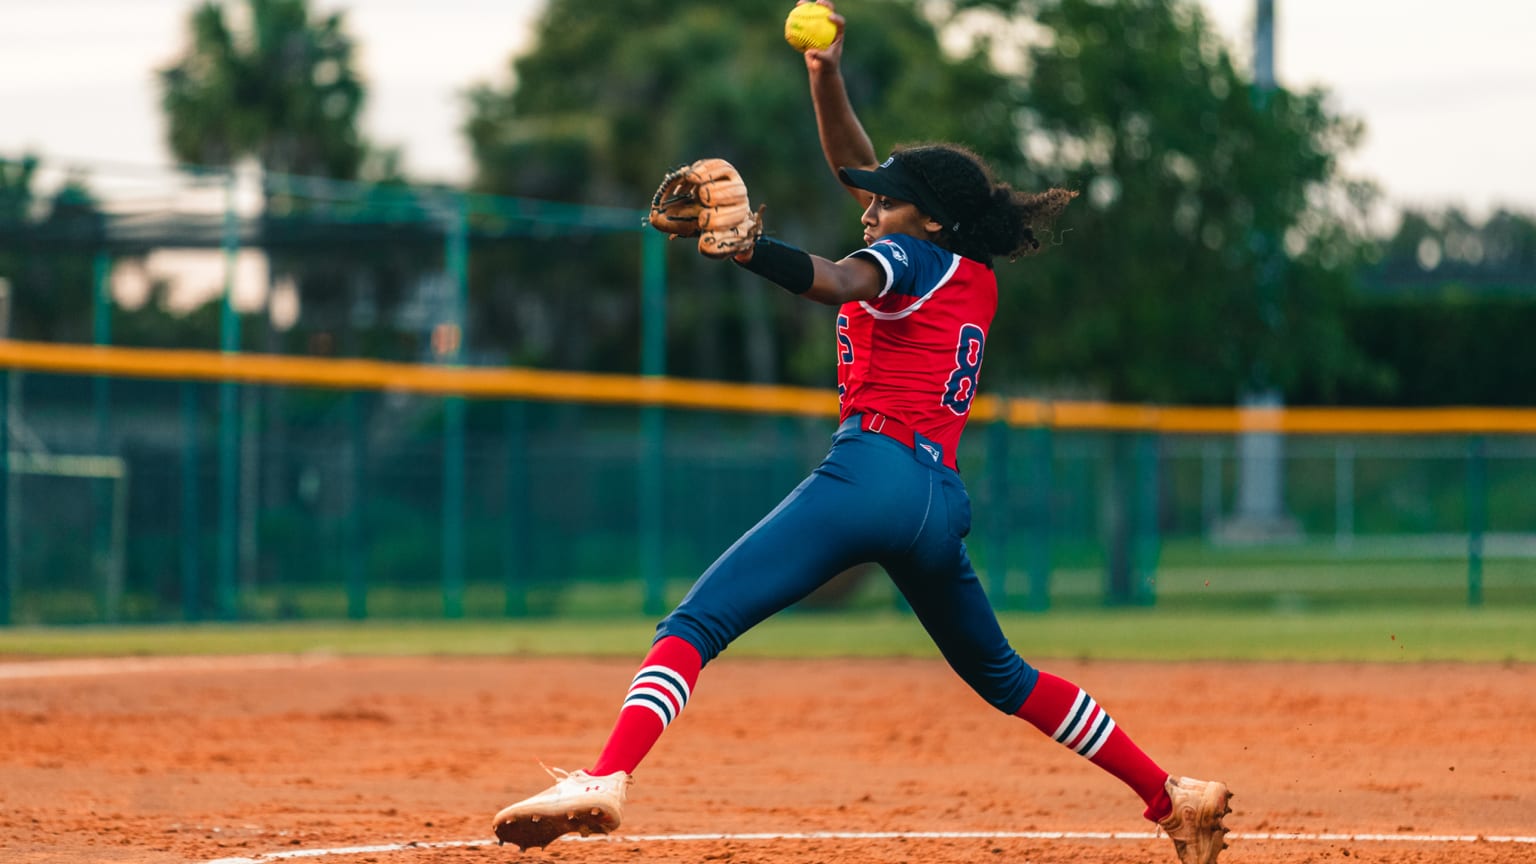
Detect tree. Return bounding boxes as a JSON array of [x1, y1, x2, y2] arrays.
[[462, 0, 1022, 380], [159, 0, 367, 179], [955, 0, 1380, 403], [932, 0, 1387, 602], [0, 156, 105, 342], [157, 0, 430, 361], [1367, 207, 1536, 299], [1330, 207, 1536, 406]]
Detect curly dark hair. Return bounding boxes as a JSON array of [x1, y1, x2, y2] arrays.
[[895, 143, 1077, 265]]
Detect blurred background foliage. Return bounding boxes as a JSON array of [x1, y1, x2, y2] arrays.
[[2, 0, 1534, 405]]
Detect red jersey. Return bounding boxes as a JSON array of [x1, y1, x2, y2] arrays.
[[836, 234, 996, 462]]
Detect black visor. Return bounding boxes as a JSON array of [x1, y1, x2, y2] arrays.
[[838, 154, 957, 231]]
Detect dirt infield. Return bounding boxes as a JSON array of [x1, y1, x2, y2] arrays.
[[1, 654, 1532, 864]]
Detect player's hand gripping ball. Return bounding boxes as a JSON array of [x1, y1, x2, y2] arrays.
[[785, 2, 836, 53], [649, 158, 765, 259]]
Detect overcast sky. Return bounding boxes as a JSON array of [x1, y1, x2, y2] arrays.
[[3, 0, 1535, 222]]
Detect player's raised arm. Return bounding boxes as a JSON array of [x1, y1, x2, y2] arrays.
[[799, 2, 877, 204]]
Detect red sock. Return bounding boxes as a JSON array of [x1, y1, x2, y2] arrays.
[[1014, 671, 1172, 822], [589, 636, 702, 776]]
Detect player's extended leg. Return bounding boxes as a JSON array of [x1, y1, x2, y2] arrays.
[[1012, 670, 1175, 818], [494, 428, 932, 849], [488, 636, 706, 851], [883, 470, 1232, 864]]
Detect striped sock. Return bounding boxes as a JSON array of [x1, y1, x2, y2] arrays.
[[590, 636, 701, 776], [1014, 671, 1172, 822]]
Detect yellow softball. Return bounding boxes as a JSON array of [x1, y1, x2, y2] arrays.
[[784, 3, 837, 53]]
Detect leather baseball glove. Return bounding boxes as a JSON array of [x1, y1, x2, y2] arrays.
[[649, 158, 764, 259]]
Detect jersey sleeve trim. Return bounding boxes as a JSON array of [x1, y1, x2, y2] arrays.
[[857, 252, 962, 321], [846, 248, 896, 298]]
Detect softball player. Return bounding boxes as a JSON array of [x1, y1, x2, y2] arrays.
[[494, 4, 1231, 862]]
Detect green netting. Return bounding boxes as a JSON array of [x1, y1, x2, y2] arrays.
[[2, 369, 1534, 626]]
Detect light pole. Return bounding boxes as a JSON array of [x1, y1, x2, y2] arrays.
[[1226, 0, 1299, 542]]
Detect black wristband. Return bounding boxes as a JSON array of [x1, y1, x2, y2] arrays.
[[736, 236, 815, 295]]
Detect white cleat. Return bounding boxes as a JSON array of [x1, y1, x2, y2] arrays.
[[1158, 776, 1234, 864], [492, 766, 631, 851]]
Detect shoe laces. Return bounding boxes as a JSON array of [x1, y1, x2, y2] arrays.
[[537, 761, 632, 790], [539, 762, 577, 782]]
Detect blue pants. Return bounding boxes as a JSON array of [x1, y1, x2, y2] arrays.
[[656, 416, 1039, 714]]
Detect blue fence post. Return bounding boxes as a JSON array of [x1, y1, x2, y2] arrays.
[[92, 250, 117, 622], [345, 392, 367, 620], [0, 372, 9, 626], [442, 398, 465, 618], [441, 192, 469, 619], [216, 170, 240, 620], [986, 416, 1011, 607], [503, 400, 528, 617], [1025, 424, 1053, 612], [639, 230, 667, 617], [1466, 435, 1486, 607], [1133, 432, 1161, 605], [181, 383, 201, 621]]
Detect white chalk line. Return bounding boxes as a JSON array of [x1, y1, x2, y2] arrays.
[[0, 653, 333, 680], [203, 829, 1536, 863]]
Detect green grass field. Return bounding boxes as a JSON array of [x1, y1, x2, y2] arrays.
[[0, 606, 1531, 663]]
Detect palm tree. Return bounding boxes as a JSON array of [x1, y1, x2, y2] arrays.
[[159, 0, 367, 179]]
